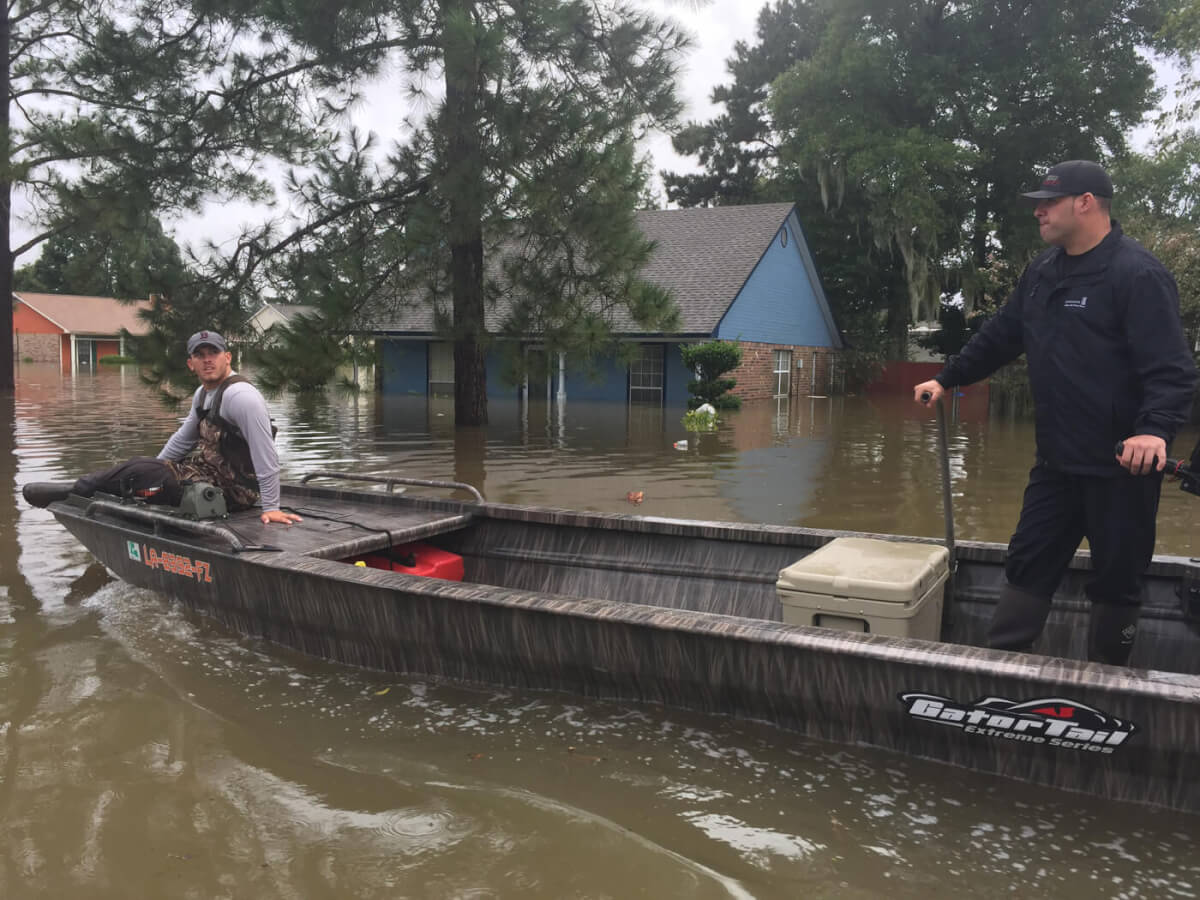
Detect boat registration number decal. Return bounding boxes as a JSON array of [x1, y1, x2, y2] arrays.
[[127, 541, 212, 584], [899, 692, 1137, 754]]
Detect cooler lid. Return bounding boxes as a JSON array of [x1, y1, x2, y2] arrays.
[[777, 537, 949, 605]]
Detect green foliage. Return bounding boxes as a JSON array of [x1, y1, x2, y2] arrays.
[[1114, 139, 1200, 358], [14, 217, 190, 299], [194, 0, 689, 423], [98, 355, 135, 365], [1, 0, 336, 389], [680, 340, 742, 410], [248, 313, 346, 394], [665, 0, 1178, 364], [917, 305, 992, 360], [681, 407, 719, 432]]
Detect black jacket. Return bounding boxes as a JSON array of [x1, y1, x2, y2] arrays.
[[938, 221, 1197, 474]]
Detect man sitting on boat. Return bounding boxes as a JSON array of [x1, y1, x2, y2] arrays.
[[28, 330, 302, 526], [914, 160, 1197, 667]]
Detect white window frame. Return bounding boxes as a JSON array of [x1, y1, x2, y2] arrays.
[[773, 349, 791, 398], [629, 343, 665, 405]]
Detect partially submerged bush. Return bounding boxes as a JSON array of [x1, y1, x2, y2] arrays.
[[680, 340, 742, 410], [681, 406, 718, 432]]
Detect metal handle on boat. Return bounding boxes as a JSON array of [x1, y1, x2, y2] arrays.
[[84, 500, 250, 552], [921, 392, 957, 626], [299, 470, 485, 503]]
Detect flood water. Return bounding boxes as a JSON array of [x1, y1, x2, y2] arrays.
[[3, 362, 1199, 899]]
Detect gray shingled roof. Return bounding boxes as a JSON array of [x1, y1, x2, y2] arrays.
[[634, 202, 796, 333], [370, 202, 799, 336]]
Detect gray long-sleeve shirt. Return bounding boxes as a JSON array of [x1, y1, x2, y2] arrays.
[[157, 375, 282, 510]]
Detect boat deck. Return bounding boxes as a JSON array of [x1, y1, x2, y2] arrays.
[[78, 493, 477, 561], [274, 498, 475, 560]]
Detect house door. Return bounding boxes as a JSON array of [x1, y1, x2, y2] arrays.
[[525, 347, 551, 401], [76, 339, 96, 371]]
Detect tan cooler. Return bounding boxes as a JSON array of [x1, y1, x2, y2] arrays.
[[776, 537, 949, 640]]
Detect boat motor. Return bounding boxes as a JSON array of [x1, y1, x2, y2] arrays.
[[176, 482, 228, 520]]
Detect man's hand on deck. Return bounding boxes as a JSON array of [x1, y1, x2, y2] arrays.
[[261, 509, 303, 525]]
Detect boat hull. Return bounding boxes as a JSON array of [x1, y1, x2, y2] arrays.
[[52, 485, 1200, 814]]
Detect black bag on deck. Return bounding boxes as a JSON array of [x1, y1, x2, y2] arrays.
[[73, 457, 183, 506]]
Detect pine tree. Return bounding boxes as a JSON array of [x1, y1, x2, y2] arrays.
[[179, 0, 689, 424], [0, 0, 332, 390]]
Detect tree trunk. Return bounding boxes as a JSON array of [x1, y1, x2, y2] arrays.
[[0, 12, 13, 391], [886, 273, 911, 361], [442, 0, 488, 426], [970, 172, 990, 312]]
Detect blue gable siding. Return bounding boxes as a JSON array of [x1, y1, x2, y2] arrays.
[[556, 357, 627, 402], [714, 217, 835, 348], [380, 340, 521, 396], [380, 340, 428, 394]]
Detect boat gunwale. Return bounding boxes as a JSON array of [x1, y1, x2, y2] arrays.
[[286, 482, 1197, 579]]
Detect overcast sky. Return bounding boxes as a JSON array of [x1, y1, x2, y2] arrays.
[[11, 2, 1179, 263], [157, 1, 762, 255]]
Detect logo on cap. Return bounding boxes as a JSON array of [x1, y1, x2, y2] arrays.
[[1043, 175, 1060, 187]]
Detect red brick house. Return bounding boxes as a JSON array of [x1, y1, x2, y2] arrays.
[[12, 292, 152, 374]]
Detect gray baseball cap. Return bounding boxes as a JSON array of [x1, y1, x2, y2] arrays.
[[186, 330, 228, 355]]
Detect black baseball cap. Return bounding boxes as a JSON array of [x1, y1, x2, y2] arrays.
[[186, 330, 228, 355], [1021, 160, 1113, 200]]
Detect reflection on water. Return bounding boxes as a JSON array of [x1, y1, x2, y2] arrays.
[[3, 363, 1200, 899]]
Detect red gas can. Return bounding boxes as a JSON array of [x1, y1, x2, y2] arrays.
[[357, 543, 465, 581]]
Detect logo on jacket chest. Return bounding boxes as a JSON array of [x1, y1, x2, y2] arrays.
[[1064, 295, 1088, 310]]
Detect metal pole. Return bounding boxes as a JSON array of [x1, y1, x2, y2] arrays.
[[934, 397, 957, 627]]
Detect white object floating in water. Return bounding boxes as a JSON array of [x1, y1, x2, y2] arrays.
[[695, 403, 717, 416], [673, 440, 688, 450]]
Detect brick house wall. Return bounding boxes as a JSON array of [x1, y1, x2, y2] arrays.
[[727, 341, 838, 401], [13, 332, 60, 363]]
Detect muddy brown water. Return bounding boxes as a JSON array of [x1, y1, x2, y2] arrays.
[[3, 363, 1199, 899]]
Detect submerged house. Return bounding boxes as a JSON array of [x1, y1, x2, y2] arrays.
[[243, 302, 320, 345], [12, 292, 152, 375], [371, 202, 843, 407]]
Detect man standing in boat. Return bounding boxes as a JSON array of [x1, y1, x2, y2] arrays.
[[28, 330, 302, 526], [913, 160, 1197, 666]]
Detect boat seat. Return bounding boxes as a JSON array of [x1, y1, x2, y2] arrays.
[[210, 502, 477, 559]]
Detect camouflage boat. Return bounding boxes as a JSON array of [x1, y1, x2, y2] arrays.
[[28, 470, 1200, 815]]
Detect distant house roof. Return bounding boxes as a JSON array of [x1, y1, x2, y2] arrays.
[[369, 202, 815, 337], [256, 302, 320, 323], [14, 292, 152, 335]]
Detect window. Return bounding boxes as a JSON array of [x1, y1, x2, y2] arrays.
[[429, 342, 454, 395], [781, 226, 789, 247], [773, 350, 791, 398], [629, 344, 664, 405]]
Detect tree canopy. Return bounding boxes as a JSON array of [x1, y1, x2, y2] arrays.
[[666, 0, 1180, 358], [13, 216, 189, 299], [0, 0, 335, 389], [126, 0, 690, 422]]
